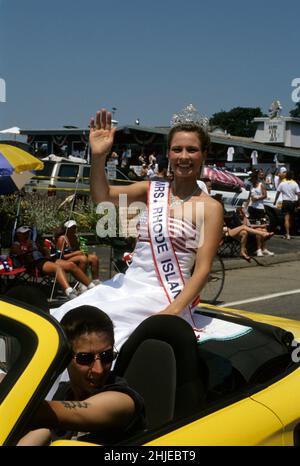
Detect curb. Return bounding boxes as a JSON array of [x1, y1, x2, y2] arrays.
[[223, 251, 300, 271]]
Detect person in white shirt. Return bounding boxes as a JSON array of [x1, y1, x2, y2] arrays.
[[274, 171, 300, 239], [247, 170, 274, 257], [274, 166, 287, 189], [146, 163, 156, 179]]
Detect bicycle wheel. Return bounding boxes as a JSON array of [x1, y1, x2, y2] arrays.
[[200, 255, 225, 304]]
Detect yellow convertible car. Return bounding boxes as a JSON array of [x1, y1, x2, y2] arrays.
[[1, 292, 300, 446]]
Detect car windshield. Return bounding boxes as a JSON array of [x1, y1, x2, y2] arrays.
[[105, 167, 131, 181], [32, 161, 54, 179], [57, 164, 79, 182]]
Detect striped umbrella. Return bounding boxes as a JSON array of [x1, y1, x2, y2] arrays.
[[202, 166, 245, 188], [0, 143, 44, 194]]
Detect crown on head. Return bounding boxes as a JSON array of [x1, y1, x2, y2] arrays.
[[171, 104, 209, 130]]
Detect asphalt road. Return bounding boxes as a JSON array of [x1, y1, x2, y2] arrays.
[[92, 238, 300, 321], [218, 260, 300, 321]]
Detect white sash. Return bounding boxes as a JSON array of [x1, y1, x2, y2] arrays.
[[148, 180, 203, 337], [148, 180, 186, 304]]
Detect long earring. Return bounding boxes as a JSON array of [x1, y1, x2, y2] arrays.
[[167, 159, 174, 182], [167, 159, 172, 176]]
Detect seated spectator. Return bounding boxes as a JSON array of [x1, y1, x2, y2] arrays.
[[239, 204, 275, 257], [10, 226, 95, 299], [216, 198, 274, 260], [148, 151, 157, 166], [54, 220, 100, 286], [17, 305, 146, 445], [222, 222, 274, 261], [138, 152, 146, 165]]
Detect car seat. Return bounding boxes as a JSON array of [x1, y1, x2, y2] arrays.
[[114, 315, 208, 431]]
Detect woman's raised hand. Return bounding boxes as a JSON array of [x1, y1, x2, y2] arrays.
[[89, 108, 117, 158]]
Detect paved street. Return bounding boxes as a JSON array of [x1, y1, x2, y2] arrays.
[[90, 234, 300, 321], [219, 261, 300, 320]]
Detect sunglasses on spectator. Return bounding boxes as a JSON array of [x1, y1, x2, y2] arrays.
[[73, 349, 118, 366]]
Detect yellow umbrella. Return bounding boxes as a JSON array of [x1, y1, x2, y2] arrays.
[[0, 143, 44, 175], [0, 144, 44, 194]]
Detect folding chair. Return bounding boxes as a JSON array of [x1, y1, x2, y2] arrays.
[[109, 237, 136, 277], [218, 235, 240, 258], [0, 257, 26, 293]]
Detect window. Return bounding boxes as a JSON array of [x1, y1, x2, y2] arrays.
[[82, 166, 90, 185], [57, 164, 79, 182], [32, 161, 54, 179]]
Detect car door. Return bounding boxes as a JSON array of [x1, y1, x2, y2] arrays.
[[250, 368, 300, 446], [0, 299, 70, 445], [145, 396, 284, 446]]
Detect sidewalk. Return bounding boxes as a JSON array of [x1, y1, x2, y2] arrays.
[[91, 235, 300, 280], [221, 235, 300, 270]]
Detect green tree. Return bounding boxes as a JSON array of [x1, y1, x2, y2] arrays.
[[209, 107, 264, 137], [289, 103, 300, 118]]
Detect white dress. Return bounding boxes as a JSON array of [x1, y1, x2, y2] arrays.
[[51, 204, 250, 350]]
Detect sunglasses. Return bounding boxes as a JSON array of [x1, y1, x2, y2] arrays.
[[73, 349, 118, 366]]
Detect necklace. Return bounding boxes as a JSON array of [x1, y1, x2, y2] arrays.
[[170, 185, 200, 207]]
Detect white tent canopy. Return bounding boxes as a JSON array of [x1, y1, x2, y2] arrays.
[[0, 126, 21, 134]]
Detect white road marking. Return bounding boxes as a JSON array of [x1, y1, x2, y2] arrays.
[[222, 289, 300, 307]]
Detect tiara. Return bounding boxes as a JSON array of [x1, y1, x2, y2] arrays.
[[171, 104, 209, 130]]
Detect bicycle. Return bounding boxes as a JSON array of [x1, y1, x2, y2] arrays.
[[200, 254, 225, 304]]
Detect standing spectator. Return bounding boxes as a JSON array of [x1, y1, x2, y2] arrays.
[[274, 171, 300, 239], [138, 151, 146, 165], [121, 148, 129, 168], [257, 168, 267, 186], [274, 166, 287, 189], [148, 151, 157, 166], [109, 151, 119, 166], [247, 170, 274, 256]]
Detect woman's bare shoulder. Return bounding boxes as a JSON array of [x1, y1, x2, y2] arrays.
[[197, 193, 224, 214], [197, 191, 222, 205]]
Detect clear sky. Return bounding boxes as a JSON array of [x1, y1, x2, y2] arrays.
[[0, 0, 299, 131]]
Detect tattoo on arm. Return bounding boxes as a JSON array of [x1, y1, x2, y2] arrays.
[[61, 401, 89, 409]]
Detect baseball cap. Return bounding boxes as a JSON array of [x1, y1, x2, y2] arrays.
[[64, 220, 77, 229], [16, 226, 31, 234], [279, 166, 287, 173]]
